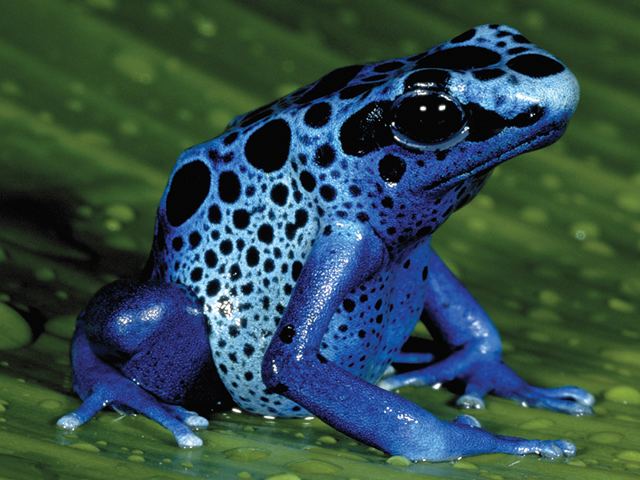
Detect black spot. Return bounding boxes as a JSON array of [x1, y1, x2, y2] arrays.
[[188, 231, 201, 248], [208, 204, 222, 224], [245, 119, 291, 173], [316, 353, 328, 364], [507, 46, 528, 55], [223, 131, 239, 145], [349, 185, 361, 196], [298, 64, 363, 103], [512, 34, 531, 44], [218, 171, 241, 203], [190, 267, 203, 282], [378, 155, 406, 184], [340, 101, 392, 157], [244, 371, 254, 381], [507, 54, 564, 77], [228, 325, 239, 337], [233, 209, 250, 229], [304, 102, 332, 128], [450, 28, 476, 43], [343, 298, 355, 312], [258, 224, 274, 243], [165, 161, 211, 226], [374, 61, 404, 73], [291, 261, 303, 281], [356, 212, 369, 222], [300, 171, 316, 191], [270, 184, 289, 206], [314, 144, 335, 168], [246, 246, 260, 266], [422, 266, 429, 280], [358, 329, 366, 338], [229, 264, 242, 280], [243, 344, 255, 357], [340, 83, 378, 100], [205, 250, 218, 268], [320, 185, 337, 202], [206, 279, 221, 296], [403, 259, 411, 269], [279, 325, 296, 344], [263, 258, 275, 273], [404, 68, 450, 91], [220, 239, 233, 255], [172, 237, 183, 251], [266, 383, 289, 394], [381, 196, 394, 208], [417, 46, 501, 70], [472, 68, 505, 81]]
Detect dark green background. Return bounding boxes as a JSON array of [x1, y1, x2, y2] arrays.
[[0, 1, 639, 479]]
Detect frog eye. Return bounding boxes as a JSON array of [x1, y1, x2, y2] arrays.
[[390, 90, 468, 151]]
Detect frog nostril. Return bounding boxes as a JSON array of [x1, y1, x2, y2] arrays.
[[511, 105, 544, 127]]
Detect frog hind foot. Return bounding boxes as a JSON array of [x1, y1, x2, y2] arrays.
[[56, 324, 203, 447], [378, 349, 594, 416], [58, 279, 224, 447]]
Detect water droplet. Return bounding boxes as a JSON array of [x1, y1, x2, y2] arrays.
[[317, 435, 337, 445], [237, 472, 251, 480], [601, 349, 640, 367], [616, 191, 640, 214], [538, 289, 561, 306], [453, 460, 478, 470], [34, 267, 56, 282], [113, 50, 157, 84], [385, 455, 411, 466], [617, 450, 640, 462], [70, 442, 100, 453], [105, 204, 135, 223], [193, 15, 217, 37], [604, 385, 640, 405], [0, 303, 31, 350], [608, 298, 636, 314], [39, 399, 62, 410], [518, 418, 554, 430], [223, 447, 270, 462], [288, 459, 341, 474], [521, 206, 548, 224], [589, 432, 623, 444], [264, 473, 300, 480], [127, 454, 145, 463]]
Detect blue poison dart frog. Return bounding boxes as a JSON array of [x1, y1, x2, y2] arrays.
[[57, 24, 594, 462]]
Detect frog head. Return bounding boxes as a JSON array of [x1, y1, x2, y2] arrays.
[[286, 23, 579, 245]]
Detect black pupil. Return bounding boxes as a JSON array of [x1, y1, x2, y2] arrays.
[[392, 93, 465, 145]]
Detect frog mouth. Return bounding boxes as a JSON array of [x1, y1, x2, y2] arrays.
[[424, 122, 565, 191]]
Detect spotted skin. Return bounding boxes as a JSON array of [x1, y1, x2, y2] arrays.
[[58, 25, 594, 461]]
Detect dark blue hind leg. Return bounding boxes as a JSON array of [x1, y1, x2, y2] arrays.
[[378, 251, 595, 415], [263, 224, 576, 462], [57, 280, 227, 447]]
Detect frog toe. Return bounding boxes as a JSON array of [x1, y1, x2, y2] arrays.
[[453, 414, 482, 428], [456, 394, 485, 410], [165, 405, 209, 429], [176, 431, 203, 448]]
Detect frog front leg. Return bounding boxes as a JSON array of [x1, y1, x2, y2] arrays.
[[262, 223, 576, 462], [57, 280, 221, 447], [379, 251, 595, 415]]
